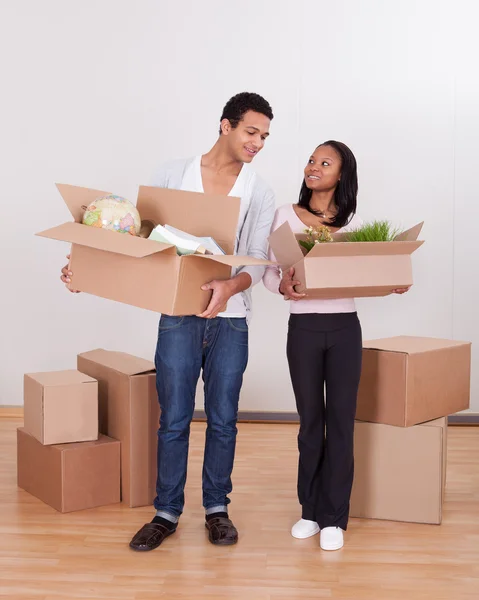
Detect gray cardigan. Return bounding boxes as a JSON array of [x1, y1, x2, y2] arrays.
[[150, 157, 276, 321]]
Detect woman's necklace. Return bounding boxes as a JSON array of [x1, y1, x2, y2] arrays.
[[309, 206, 335, 220]]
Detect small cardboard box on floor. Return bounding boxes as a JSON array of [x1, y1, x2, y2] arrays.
[[23, 370, 98, 445], [17, 428, 120, 513], [268, 221, 424, 298], [350, 417, 447, 524], [36, 184, 270, 316], [357, 336, 471, 427], [77, 349, 159, 508]]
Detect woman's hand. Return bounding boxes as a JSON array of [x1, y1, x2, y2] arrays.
[[279, 267, 306, 301], [60, 254, 80, 293]]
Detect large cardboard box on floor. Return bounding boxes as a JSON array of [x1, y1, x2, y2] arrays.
[[268, 221, 424, 298], [77, 349, 159, 508], [23, 370, 98, 445], [350, 417, 447, 524], [357, 336, 471, 427], [36, 184, 270, 315], [17, 428, 120, 513]]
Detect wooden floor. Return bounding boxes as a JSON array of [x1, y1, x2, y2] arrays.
[[1, 418, 479, 600]]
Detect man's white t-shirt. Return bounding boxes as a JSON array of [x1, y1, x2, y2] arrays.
[[180, 155, 256, 318]]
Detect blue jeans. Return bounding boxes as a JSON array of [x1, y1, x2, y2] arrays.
[[153, 315, 249, 517]]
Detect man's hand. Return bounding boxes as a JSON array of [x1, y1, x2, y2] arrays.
[[197, 272, 252, 319], [279, 267, 306, 301], [60, 254, 80, 293]]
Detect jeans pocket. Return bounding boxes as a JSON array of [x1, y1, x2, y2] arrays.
[[226, 318, 249, 333], [158, 315, 185, 331]]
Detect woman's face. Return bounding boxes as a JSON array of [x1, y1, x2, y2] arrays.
[[304, 145, 342, 192]]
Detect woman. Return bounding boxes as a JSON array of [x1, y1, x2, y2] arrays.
[[263, 141, 407, 551]]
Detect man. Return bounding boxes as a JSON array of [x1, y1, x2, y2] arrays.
[[61, 92, 275, 550]]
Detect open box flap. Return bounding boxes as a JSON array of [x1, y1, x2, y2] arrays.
[[394, 222, 424, 242], [268, 221, 304, 269], [36, 222, 176, 258], [331, 221, 424, 243], [56, 183, 112, 223], [137, 186, 241, 256]]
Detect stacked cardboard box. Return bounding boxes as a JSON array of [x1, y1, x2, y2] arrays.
[[77, 349, 160, 508], [18, 351, 160, 511], [350, 336, 471, 524], [17, 370, 120, 512]]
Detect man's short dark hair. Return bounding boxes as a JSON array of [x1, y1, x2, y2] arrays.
[[219, 92, 274, 134]]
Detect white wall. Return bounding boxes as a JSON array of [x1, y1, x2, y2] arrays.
[[1, 0, 477, 412]]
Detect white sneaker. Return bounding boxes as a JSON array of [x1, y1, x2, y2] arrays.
[[291, 518, 320, 539], [320, 527, 344, 550]]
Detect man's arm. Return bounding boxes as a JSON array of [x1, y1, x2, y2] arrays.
[[236, 188, 276, 287], [197, 188, 276, 319], [149, 161, 172, 188]]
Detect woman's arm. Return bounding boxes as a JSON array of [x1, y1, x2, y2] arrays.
[[236, 188, 276, 288], [262, 207, 306, 300], [262, 209, 283, 294]]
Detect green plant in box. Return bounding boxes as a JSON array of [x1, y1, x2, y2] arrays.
[[343, 220, 402, 242]]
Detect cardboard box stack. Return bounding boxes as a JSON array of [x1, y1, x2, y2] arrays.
[[17, 370, 120, 512], [350, 336, 471, 524]]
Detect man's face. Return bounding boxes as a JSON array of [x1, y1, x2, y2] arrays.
[[221, 110, 271, 163]]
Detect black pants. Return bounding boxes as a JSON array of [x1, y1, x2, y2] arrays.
[[287, 312, 362, 531]]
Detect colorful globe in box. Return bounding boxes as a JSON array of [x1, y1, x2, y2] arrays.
[[82, 194, 141, 235]]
